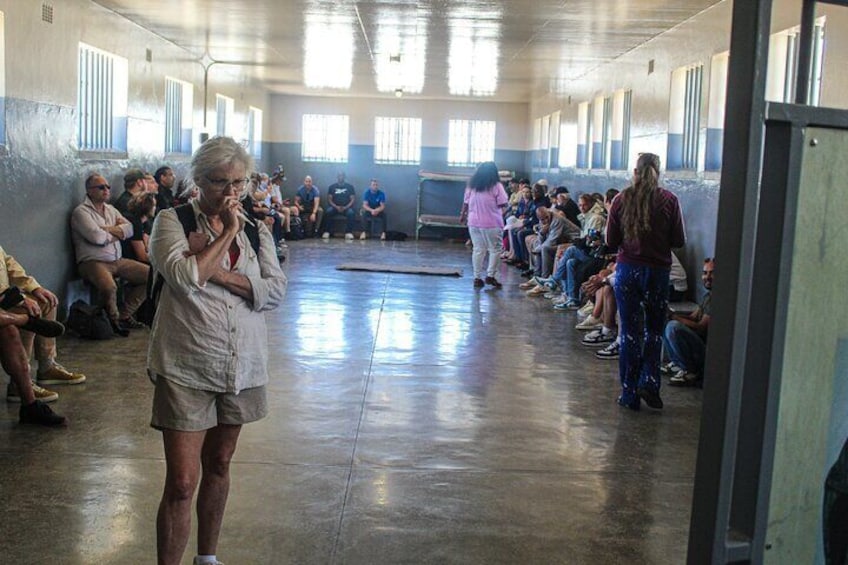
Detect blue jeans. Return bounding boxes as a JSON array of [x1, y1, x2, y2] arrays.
[[662, 320, 705, 374], [323, 206, 356, 234], [360, 210, 387, 236], [613, 262, 670, 406], [552, 246, 590, 300]]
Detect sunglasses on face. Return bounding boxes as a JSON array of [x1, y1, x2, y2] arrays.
[[87, 184, 111, 191]]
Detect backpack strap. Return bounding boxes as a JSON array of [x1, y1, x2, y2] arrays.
[[147, 204, 198, 303]]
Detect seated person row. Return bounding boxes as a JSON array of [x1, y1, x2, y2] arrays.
[[533, 191, 611, 308], [505, 183, 550, 271], [293, 173, 389, 240], [71, 174, 150, 336], [2, 245, 87, 426]]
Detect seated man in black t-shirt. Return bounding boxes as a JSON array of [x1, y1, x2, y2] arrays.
[[322, 172, 356, 240]]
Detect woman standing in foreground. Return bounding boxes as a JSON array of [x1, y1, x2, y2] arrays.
[[460, 161, 508, 288], [605, 153, 685, 410], [148, 136, 287, 565]]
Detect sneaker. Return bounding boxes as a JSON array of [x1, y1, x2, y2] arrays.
[[110, 319, 130, 338], [344, 233, 354, 241], [473, 278, 485, 288], [577, 302, 594, 318], [380, 232, 386, 241], [322, 232, 330, 240], [553, 299, 580, 311], [543, 291, 559, 299], [526, 285, 547, 297], [661, 362, 682, 375], [192, 558, 225, 565], [19, 400, 67, 427], [595, 340, 620, 359], [532, 275, 554, 288], [7, 382, 59, 403], [669, 370, 701, 387], [484, 276, 502, 289], [359, 232, 366, 240], [37, 364, 86, 385], [551, 295, 567, 305], [118, 316, 146, 330], [518, 280, 537, 290], [575, 315, 603, 330], [582, 330, 616, 347]]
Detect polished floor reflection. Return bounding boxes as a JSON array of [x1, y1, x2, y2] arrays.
[[0, 240, 702, 564]]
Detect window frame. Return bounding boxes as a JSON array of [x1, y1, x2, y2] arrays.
[[447, 119, 496, 167], [374, 116, 422, 165], [301, 114, 349, 163]]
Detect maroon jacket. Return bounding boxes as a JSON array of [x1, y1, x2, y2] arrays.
[[605, 187, 685, 268]]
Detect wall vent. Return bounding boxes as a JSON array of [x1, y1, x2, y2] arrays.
[[648, 59, 655, 75], [42, 3, 54, 24], [146, 48, 153, 62]]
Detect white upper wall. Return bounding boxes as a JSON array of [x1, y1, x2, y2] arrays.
[[267, 94, 529, 151]]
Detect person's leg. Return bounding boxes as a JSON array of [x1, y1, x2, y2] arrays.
[[157, 429, 207, 565], [377, 212, 387, 237], [321, 207, 337, 235], [483, 227, 502, 279], [662, 320, 706, 373], [613, 263, 643, 408], [280, 207, 291, 234], [196, 424, 242, 557], [114, 259, 151, 319], [77, 260, 120, 321], [638, 267, 670, 394], [0, 325, 36, 405], [468, 227, 486, 281], [344, 208, 356, 234], [601, 285, 617, 329], [314, 208, 324, 237], [540, 242, 556, 278], [360, 211, 371, 237]]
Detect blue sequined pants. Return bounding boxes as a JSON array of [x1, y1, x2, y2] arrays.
[[613, 263, 670, 407]]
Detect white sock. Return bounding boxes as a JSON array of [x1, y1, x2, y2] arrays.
[[194, 555, 218, 565], [601, 326, 615, 336]]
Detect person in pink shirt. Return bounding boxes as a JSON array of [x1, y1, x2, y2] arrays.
[[460, 162, 508, 288]]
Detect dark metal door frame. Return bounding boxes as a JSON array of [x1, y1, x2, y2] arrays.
[[687, 1, 848, 563]]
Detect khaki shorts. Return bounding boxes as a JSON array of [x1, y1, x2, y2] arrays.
[[150, 377, 267, 432]]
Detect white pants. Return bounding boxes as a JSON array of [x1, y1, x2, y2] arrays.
[[468, 226, 503, 279]]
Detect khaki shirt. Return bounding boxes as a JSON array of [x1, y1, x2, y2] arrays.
[[0, 246, 41, 295], [147, 201, 287, 394]]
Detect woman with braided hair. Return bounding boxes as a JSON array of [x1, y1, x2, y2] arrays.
[[605, 153, 686, 410]]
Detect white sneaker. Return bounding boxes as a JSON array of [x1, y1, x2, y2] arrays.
[[359, 232, 366, 240], [575, 315, 603, 330], [345, 233, 354, 241], [322, 232, 330, 240], [380, 232, 386, 240], [577, 302, 594, 317]]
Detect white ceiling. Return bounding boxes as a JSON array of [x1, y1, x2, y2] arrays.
[[95, 0, 723, 102]]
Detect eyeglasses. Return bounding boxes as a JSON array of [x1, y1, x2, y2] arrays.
[[204, 176, 249, 192], [87, 184, 111, 191]]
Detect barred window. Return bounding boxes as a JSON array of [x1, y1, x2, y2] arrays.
[[165, 78, 193, 154], [302, 114, 349, 163], [77, 43, 128, 151], [0, 11, 5, 146], [216, 94, 234, 137], [668, 64, 703, 170], [374, 117, 421, 165], [247, 107, 263, 158], [447, 119, 495, 167]]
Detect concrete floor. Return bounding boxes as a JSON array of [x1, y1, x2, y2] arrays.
[[0, 239, 703, 564]]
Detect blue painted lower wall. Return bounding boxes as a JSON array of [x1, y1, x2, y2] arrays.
[[667, 133, 683, 170], [610, 140, 624, 170], [266, 142, 526, 237], [591, 142, 604, 169], [576, 144, 587, 168], [705, 128, 723, 171]]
